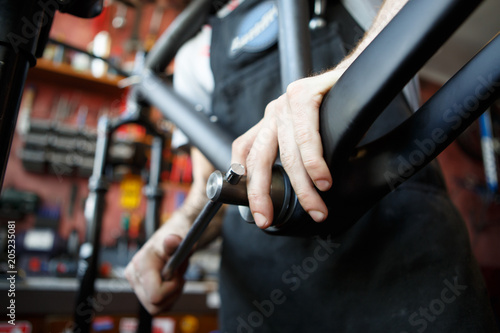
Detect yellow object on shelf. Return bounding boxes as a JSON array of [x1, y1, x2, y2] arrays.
[[179, 315, 200, 333], [120, 174, 143, 210]]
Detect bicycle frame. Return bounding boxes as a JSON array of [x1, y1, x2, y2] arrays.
[[132, 0, 499, 234]]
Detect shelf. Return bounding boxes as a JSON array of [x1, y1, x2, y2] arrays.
[[0, 277, 218, 315], [27, 58, 126, 97]]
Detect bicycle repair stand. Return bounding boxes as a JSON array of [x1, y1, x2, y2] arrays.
[[76, 92, 166, 333]]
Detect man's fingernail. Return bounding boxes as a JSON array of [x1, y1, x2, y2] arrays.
[[309, 210, 326, 222], [315, 180, 331, 191], [253, 213, 268, 228]]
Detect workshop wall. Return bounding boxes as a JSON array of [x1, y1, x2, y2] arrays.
[[2, 1, 191, 273]]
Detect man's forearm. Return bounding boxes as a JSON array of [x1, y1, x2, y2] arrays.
[[160, 147, 223, 248], [338, 0, 410, 71], [164, 178, 209, 238], [167, 180, 225, 248]]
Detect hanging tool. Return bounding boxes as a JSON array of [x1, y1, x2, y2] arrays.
[[125, 3, 144, 54], [479, 109, 499, 197], [112, 2, 128, 29], [144, 3, 166, 51]]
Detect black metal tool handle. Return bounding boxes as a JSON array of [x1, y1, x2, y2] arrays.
[[162, 200, 222, 280], [161, 163, 246, 280]]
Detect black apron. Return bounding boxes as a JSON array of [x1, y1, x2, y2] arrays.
[[209, 1, 498, 332]]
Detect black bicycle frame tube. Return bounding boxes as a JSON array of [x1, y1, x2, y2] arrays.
[[0, 48, 31, 190], [320, 0, 483, 177], [355, 34, 500, 195], [137, 0, 234, 171], [144, 0, 212, 73], [0, 0, 45, 189], [277, 0, 312, 91], [137, 71, 234, 171], [323, 33, 500, 233]]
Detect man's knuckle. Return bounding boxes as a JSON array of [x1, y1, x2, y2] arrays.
[[302, 157, 322, 171], [150, 293, 166, 306], [294, 127, 313, 146], [247, 191, 263, 205], [124, 266, 133, 282], [279, 150, 297, 168], [246, 148, 259, 166], [232, 135, 248, 153], [294, 188, 314, 207], [258, 127, 273, 143], [286, 79, 307, 97], [148, 307, 160, 316], [232, 137, 242, 151], [264, 101, 275, 117]]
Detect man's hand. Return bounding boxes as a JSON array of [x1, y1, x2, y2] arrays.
[[125, 148, 221, 315], [231, 70, 344, 229], [125, 224, 190, 315], [230, 0, 409, 229]]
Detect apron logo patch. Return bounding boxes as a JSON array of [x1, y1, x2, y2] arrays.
[[229, 1, 278, 57]]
